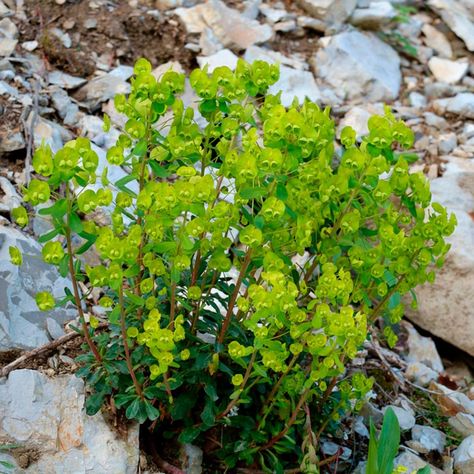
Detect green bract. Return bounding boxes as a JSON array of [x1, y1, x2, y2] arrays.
[[17, 58, 455, 471]]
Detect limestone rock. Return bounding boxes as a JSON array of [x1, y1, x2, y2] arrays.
[[350, 1, 397, 29], [409, 425, 446, 453], [0, 177, 21, 213], [312, 30, 401, 102], [394, 451, 442, 474], [404, 322, 444, 373], [454, 435, 474, 474], [0, 369, 139, 473], [197, 49, 239, 72], [0, 227, 77, 351], [48, 70, 87, 90], [428, 0, 474, 52], [383, 405, 415, 431], [449, 413, 474, 437], [175, 0, 273, 50], [433, 93, 474, 119], [422, 24, 453, 58], [428, 57, 469, 84], [296, 0, 357, 25], [431, 381, 474, 416], [406, 157, 474, 356]]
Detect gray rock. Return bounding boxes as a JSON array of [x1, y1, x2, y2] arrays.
[[454, 435, 474, 474], [422, 23, 453, 58], [245, 46, 321, 106], [337, 103, 385, 139], [409, 91, 427, 108], [50, 27, 71, 48], [438, 132, 458, 154], [175, 0, 273, 50], [297, 15, 327, 32], [259, 4, 290, 23], [312, 30, 401, 102], [0, 369, 139, 473], [29, 115, 71, 153], [428, 57, 469, 84], [22, 40, 38, 52], [383, 405, 415, 431], [296, 0, 357, 25], [428, 0, 474, 52], [406, 157, 474, 356], [183, 444, 203, 474], [75, 66, 133, 110], [0, 131, 25, 154], [273, 20, 297, 33], [449, 413, 474, 437], [433, 93, 474, 119], [432, 382, 474, 416], [405, 362, 439, 386], [0, 38, 16, 56], [0, 18, 17, 39], [321, 440, 352, 460], [0, 227, 77, 351], [423, 111, 448, 129], [0, 177, 20, 212], [350, 1, 397, 29], [50, 87, 81, 126], [410, 425, 446, 453], [48, 70, 87, 89], [404, 322, 444, 373]]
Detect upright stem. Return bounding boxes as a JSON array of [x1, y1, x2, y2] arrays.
[[217, 249, 253, 345], [119, 285, 144, 399]]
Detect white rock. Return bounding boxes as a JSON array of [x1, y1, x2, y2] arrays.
[[312, 30, 401, 102], [394, 451, 440, 474], [410, 425, 446, 453], [383, 405, 416, 431], [30, 115, 71, 153], [245, 45, 308, 70], [449, 413, 474, 437], [296, 0, 357, 24], [0, 38, 17, 56], [297, 15, 327, 32], [350, 1, 397, 29], [197, 48, 239, 72], [337, 103, 385, 139], [0, 227, 77, 351], [183, 444, 203, 474], [273, 20, 296, 33], [422, 24, 453, 58], [321, 440, 352, 460], [433, 93, 474, 119], [50, 27, 71, 48], [22, 40, 38, 51], [48, 70, 87, 89], [423, 111, 448, 129], [404, 322, 444, 373], [438, 132, 457, 154], [0, 176, 20, 212], [428, 57, 469, 84], [0, 369, 139, 473], [405, 362, 439, 386], [406, 157, 474, 356], [244, 46, 321, 106], [0, 1, 11, 16], [175, 0, 273, 50], [454, 435, 474, 474], [432, 381, 474, 416], [259, 4, 290, 23], [151, 60, 184, 81], [75, 66, 133, 109], [50, 87, 82, 126], [428, 0, 474, 52], [0, 131, 25, 154], [0, 18, 17, 39]]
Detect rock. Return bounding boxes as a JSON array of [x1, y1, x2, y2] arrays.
[[0, 369, 139, 473], [296, 0, 357, 25], [245, 46, 321, 106], [175, 0, 273, 50], [431, 381, 474, 416], [449, 413, 474, 437], [0, 176, 20, 212], [409, 425, 446, 453], [383, 405, 416, 431], [405, 362, 440, 386], [245, 45, 308, 70], [183, 444, 203, 474], [422, 24, 453, 58], [22, 40, 38, 52], [406, 157, 474, 356], [0, 131, 25, 154], [259, 4, 290, 23], [197, 48, 239, 72], [409, 91, 427, 108], [433, 93, 474, 119], [50, 87, 82, 126], [48, 70, 87, 89], [438, 132, 458, 154], [428, 57, 469, 84], [297, 15, 327, 32], [50, 27, 71, 48], [454, 435, 474, 474], [29, 115, 71, 153], [75, 66, 133, 110], [0, 18, 17, 40], [273, 20, 297, 33], [337, 103, 385, 139], [321, 440, 352, 460], [0, 227, 77, 351], [427, 0, 474, 52], [423, 111, 448, 129], [84, 18, 97, 29], [0, 38, 16, 56], [0, 1, 11, 16], [350, 1, 397, 29], [312, 30, 401, 102], [404, 322, 444, 373], [394, 451, 441, 474]]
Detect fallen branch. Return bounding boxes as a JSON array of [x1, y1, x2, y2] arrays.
[[0, 323, 107, 378]]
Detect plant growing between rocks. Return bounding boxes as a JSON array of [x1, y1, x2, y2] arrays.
[[11, 58, 456, 471]]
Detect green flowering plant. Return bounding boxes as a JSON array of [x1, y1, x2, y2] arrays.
[[12, 57, 455, 471]]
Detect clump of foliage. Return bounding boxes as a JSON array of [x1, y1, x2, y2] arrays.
[[12, 58, 455, 471]]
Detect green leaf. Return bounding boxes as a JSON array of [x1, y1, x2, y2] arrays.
[[59, 254, 69, 278], [240, 187, 267, 200], [145, 401, 160, 421], [149, 160, 170, 178], [367, 420, 379, 474], [38, 228, 60, 243], [133, 139, 148, 157], [416, 467, 431, 474], [178, 426, 201, 444], [378, 407, 400, 474], [199, 99, 218, 113], [115, 174, 137, 197], [69, 212, 83, 234], [276, 183, 288, 201], [38, 199, 67, 219], [125, 397, 141, 420], [200, 399, 215, 427]]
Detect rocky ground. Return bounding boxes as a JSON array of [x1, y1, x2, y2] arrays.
[[0, 0, 474, 472]]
